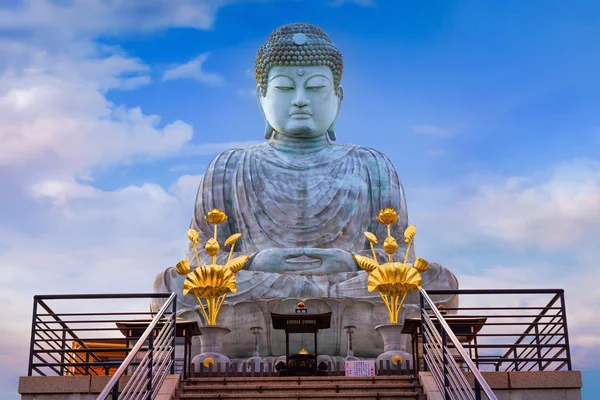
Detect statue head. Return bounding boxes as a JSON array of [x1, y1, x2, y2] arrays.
[[255, 23, 344, 141]]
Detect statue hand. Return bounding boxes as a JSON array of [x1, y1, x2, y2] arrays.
[[245, 247, 358, 274], [246, 248, 306, 272], [299, 248, 358, 274]]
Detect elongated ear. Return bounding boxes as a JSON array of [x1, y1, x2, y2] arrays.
[[327, 122, 336, 141], [327, 86, 343, 141], [256, 86, 273, 140]]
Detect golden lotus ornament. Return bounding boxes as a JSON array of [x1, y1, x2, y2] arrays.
[[376, 208, 399, 225], [175, 210, 249, 326], [367, 263, 422, 295], [205, 208, 228, 225], [183, 265, 236, 299], [353, 208, 429, 324]]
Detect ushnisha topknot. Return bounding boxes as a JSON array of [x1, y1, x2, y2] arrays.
[[255, 23, 344, 97]]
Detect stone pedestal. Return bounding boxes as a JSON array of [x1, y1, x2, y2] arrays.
[[375, 323, 412, 370], [191, 325, 231, 372]]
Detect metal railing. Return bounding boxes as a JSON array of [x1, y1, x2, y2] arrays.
[[420, 289, 497, 400], [26, 293, 177, 399], [98, 292, 177, 400], [424, 289, 571, 372]]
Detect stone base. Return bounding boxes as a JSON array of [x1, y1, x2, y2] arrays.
[[419, 370, 583, 400], [179, 295, 456, 360], [18, 375, 180, 400]]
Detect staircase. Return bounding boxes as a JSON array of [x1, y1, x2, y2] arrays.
[[176, 375, 424, 399]]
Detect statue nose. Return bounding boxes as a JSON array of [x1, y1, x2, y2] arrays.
[[292, 90, 310, 107]]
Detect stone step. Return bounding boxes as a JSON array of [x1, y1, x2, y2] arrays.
[[178, 391, 421, 399], [182, 382, 417, 394], [186, 376, 414, 385]]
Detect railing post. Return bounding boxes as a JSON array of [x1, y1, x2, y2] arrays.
[[111, 381, 119, 400], [420, 292, 428, 372], [441, 328, 449, 400], [28, 298, 38, 376], [171, 300, 177, 374], [475, 379, 482, 400], [147, 329, 154, 400], [533, 322, 543, 370], [60, 329, 67, 376], [560, 292, 573, 370]]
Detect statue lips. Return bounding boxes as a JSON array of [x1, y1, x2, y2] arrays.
[[290, 109, 312, 119]]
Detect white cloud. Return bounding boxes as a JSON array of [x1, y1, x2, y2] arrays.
[[0, 2, 259, 396], [409, 158, 600, 368], [0, 175, 202, 394], [0, 1, 218, 39], [163, 53, 224, 85], [417, 159, 600, 250]]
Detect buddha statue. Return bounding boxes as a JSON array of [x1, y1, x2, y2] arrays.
[[153, 23, 458, 363]]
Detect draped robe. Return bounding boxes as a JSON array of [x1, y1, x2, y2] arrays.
[[154, 141, 457, 311]]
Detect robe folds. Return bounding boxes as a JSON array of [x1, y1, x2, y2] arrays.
[[153, 142, 457, 310]]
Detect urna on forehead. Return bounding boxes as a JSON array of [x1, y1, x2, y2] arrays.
[[255, 23, 344, 96]]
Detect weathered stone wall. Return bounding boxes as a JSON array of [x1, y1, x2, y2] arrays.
[[420, 370, 582, 400]]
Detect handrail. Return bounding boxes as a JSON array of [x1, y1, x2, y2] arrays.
[[422, 288, 571, 372], [420, 289, 497, 400], [97, 292, 177, 400]]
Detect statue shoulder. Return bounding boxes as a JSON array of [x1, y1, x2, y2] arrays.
[[205, 143, 268, 172], [353, 145, 397, 168]]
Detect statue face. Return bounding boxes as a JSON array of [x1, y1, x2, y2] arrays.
[[258, 65, 341, 138]]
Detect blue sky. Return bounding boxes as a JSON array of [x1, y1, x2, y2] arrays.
[[0, 0, 598, 398]]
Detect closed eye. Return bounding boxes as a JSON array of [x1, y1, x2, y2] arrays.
[[275, 86, 294, 91], [307, 86, 326, 90]]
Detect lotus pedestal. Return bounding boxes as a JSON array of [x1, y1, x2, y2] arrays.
[[375, 323, 412, 371], [191, 325, 231, 373]]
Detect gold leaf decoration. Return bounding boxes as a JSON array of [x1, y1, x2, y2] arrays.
[[175, 260, 191, 276], [353, 254, 379, 273], [299, 349, 308, 355], [376, 208, 399, 225], [183, 265, 236, 299], [404, 225, 416, 243], [225, 256, 250, 273], [187, 229, 200, 244], [205, 208, 228, 225], [224, 233, 242, 246], [367, 263, 422, 296], [364, 232, 378, 244], [205, 238, 220, 257], [383, 236, 398, 255], [414, 257, 429, 273]]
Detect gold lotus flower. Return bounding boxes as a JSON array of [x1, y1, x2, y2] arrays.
[[353, 254, 379, 273], [175, 260, 191, 276], [203, 357, 215, 368], [183, 265, 236, 299], [225, 256, 250, 273], [376, 208, 399, 225], [414, 257, 429, 273], [404, 225, 416, 243], [187, 229, 200, 244], [367, 262, 422, 296], [392, 355, 403, 366], [299, 349, 308, 355], [205, 238, 220, 257], [224, 233, 242, 246], [205, 208, 228, 225], [364, 232, 378, 244], [383, 236, 398, 255]]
